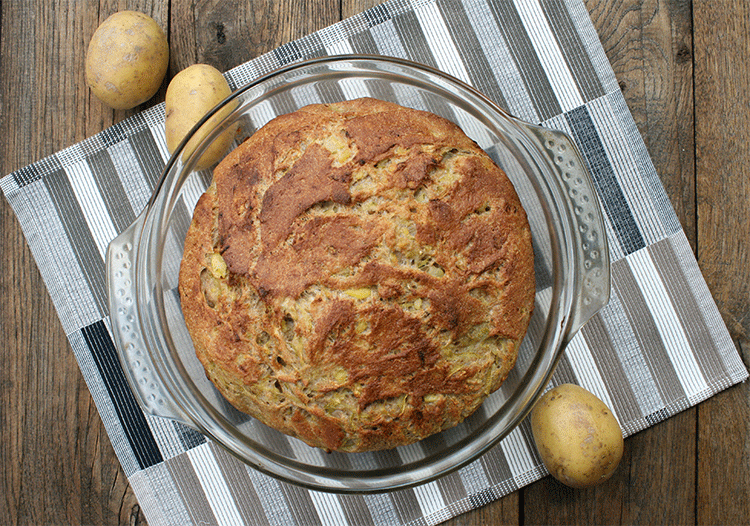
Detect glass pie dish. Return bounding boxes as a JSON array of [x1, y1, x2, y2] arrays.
[[106, 55, 610, 493]]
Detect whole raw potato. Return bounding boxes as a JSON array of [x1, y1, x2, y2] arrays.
[[85, 11, 169, 110], [165, 64, 236, 170], [530, 383, 624, 488]]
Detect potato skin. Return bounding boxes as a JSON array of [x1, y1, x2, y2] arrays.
[[165, 64, 236, 170], [530, 383, 624, 488], [85, 11, 169, 110]]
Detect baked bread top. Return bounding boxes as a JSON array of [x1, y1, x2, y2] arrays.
[[178, 97, 535, 452]]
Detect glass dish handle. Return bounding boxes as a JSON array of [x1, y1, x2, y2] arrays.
[[521, 122, 611, 339], [106, 211, 190, 424]]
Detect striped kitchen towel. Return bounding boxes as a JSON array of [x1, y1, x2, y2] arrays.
[[2, 0, 746, 524]]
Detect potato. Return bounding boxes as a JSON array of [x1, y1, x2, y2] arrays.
[[85, 11, 169, 110], [165, 64, 236, 170], [530, 383, 624, 488]]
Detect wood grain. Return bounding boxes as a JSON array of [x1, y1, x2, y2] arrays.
[[693, 1, 750, 522], [1, 0, 748, 524], [694, 0, 750, 343], [169, 0, 340, 73], [696, 341, 750, 525]]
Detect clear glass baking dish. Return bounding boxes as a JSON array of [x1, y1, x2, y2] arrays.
[[106, 55, 609, 493]]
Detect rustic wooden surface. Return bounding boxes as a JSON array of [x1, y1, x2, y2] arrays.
[[1, 0, 748, 524]]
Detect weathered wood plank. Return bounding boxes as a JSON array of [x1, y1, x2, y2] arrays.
[[696, 341, 750, 524], [694, 1, 750, 520], [693, 0, 750, 342], [169, 0, 341, 74], [343, 0, 382, 18]]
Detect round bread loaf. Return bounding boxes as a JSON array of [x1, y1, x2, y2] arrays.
[[178, 97, 535, 452]]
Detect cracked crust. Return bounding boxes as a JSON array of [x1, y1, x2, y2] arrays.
[[178, 98, 535, 452]]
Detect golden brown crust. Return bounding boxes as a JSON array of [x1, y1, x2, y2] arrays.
[[178, 98, 535, 452]]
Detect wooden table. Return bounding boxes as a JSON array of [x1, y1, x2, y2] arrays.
[[1, 1, 748, 524]]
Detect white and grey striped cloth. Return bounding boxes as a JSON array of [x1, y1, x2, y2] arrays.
[[2, 0, 747, 524]]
